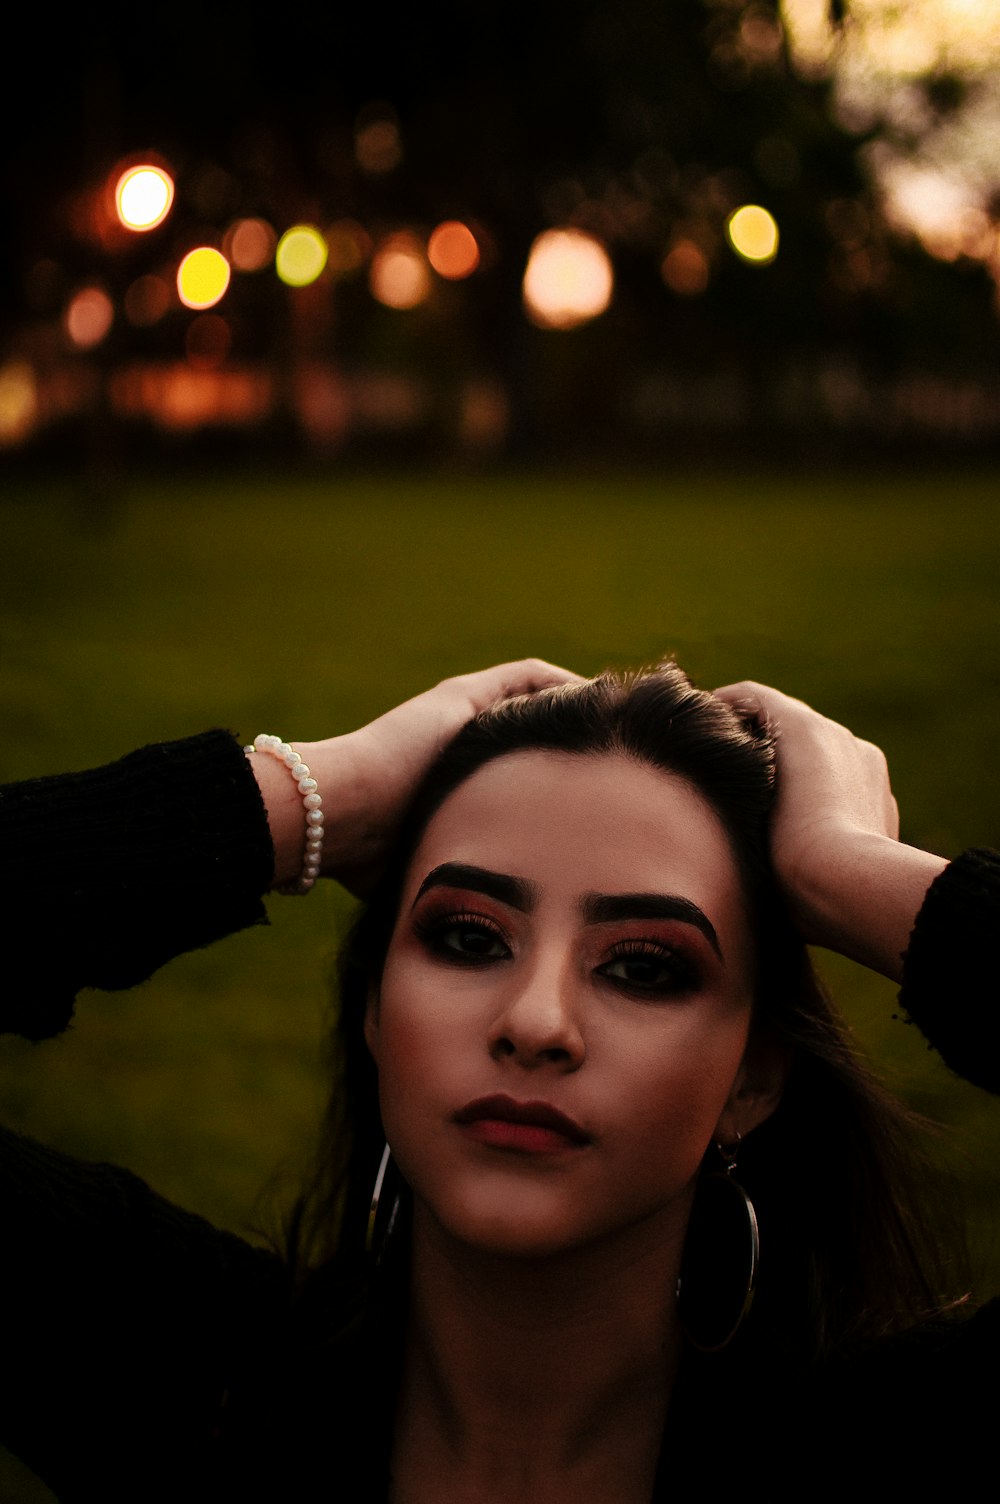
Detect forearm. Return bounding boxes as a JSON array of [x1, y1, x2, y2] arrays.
[[0, 730, 274, 1038], [788, 830, 947, 983]]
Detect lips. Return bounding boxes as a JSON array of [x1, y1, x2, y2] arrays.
[[453, 1094, 592, 1152]]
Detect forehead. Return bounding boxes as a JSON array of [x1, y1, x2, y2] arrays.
[[408, 750, 748, 944]]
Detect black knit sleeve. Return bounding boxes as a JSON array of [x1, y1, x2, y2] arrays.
[[0, 731, 275, 1041], [899, 847, 1000, 1093]]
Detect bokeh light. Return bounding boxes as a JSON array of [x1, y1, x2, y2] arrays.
[[521, 229, 614, 330], [275, 226, 328, 287], [427, 221, 480, 280], [115, 165, 174, 231], [0, 361, 38, 445], [224, 217, 277, 272], [726, 204, 780, 264], [177, 248, 231, 310], [124, 274, 171, 327], [783, 0, 1000, 80], [355, 116, 402, 174], [64, 286, 114, 348], [370, 233, 432, 309], [878, 163, 986, 261], [661, 240, 710, 296], [186, 313, 232, 369], [326, 219, 371, 278]]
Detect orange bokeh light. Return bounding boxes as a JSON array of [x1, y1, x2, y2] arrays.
[[326, 219, 372, 277], [224, 217, 277, 272], [370, 233, 432, 309], [661, 240, 710, 296], [427, 221, 480, 280], [186, 313, 231, 369], [124, 274, 172, 327], [355, 116, 402, 174], [65, 286, 114, 349]]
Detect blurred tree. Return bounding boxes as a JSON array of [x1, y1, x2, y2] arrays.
[[1, 1, 996, 457]]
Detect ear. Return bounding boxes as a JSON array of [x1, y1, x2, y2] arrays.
[[363, 981, 381, 1063], [714, 1031, 791, 1147]]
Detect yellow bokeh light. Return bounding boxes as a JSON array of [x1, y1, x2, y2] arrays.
[[115, 165, 174, 232], [427, 221, 480, 280], [65, 286, 114, 348], [521, 229, 614, 330], [726, 205, 780, 264], [370, 233, 432, 309], [275, 226, 328, 287], [177, 247, 231, 310], [224, 217, 277, 273]]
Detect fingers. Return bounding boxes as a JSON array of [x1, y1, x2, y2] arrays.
[[450, 658, 582, 712], [715, 678, 898, 839], [714, 680, 860, 748], [713, 680, 807, 726]]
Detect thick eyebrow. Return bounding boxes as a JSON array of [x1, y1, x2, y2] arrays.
[[581, 893, 723, 960], [412, 862, 538, 913], [411, 865, 721, 961]]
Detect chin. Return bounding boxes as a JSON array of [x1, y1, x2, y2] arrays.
[[417, 1179, 618, 1262]]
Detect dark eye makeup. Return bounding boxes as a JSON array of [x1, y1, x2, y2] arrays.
[[596, 939, 699, 998], [412, 903, 700, 998], [414, 910, 511, 965]]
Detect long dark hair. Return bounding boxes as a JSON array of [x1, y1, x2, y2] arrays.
[[286, 662, 965, 1361]]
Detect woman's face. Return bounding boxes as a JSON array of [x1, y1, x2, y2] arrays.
[[367, 750, 778, 1263]]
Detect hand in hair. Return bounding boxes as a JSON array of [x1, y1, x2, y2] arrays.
[[713, 680, 946, 981], [256, 660, 580, 895]]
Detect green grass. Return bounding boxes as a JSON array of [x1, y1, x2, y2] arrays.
[[1, 466, 998, 1499]]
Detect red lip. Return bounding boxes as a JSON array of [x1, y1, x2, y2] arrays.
[[453, 1094, 592, 1151]]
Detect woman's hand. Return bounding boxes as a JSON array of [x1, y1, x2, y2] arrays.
[[256, 660, 580, 896], [713, 681, 946, 981]]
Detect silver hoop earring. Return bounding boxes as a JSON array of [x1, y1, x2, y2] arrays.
[[366, 1141, 402, 1265], [677, 1136, 759, 1353]]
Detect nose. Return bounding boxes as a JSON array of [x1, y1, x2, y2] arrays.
[[487, 951, 585, 1071]]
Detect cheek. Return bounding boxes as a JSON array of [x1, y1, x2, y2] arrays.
[[368, 951, 461, 1139], [612, 1016, 750, 1180]]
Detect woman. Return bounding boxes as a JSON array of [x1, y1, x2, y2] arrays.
[[1, 659, 996, 1501]]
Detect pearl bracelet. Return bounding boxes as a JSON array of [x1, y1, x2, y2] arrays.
[[245, 733, 324, 894]]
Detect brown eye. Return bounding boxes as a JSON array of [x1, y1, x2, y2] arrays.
[[443, 924, 508, 959], [416, 912, 511, 964]]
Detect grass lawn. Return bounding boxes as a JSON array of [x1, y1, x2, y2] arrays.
[[1, 465, 998, 1499]]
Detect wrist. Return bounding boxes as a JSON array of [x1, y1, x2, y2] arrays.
[[290, 731, 386, 887], [786, 829, 947, 980], [246, 739, 319, 890]]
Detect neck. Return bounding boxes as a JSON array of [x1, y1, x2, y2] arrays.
[[390, 1206, 686, 1503]]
